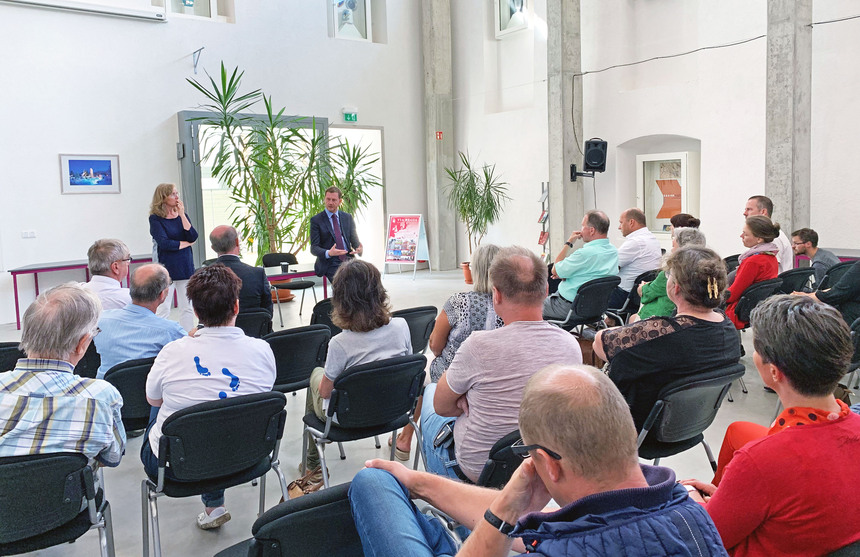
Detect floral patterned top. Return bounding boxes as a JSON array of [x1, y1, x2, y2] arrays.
[[429, 291, 504, 382]]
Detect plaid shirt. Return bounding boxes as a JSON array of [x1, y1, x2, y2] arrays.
[[0, 359, 126, 466]]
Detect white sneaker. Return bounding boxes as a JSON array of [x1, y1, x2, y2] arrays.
[[196, 507, 231, 530]]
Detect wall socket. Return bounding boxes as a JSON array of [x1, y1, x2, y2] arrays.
[[21, 230, 36, 239]]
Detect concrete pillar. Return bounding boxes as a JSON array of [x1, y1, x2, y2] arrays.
[[765, 0, 812, 232], [421, 0, 458, 270], [546, 0, 585, 254]]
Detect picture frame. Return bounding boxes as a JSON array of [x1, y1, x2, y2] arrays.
[[59, 154, 121, 195], [329, 0, 372, 42], [494, 0, 528, 39]]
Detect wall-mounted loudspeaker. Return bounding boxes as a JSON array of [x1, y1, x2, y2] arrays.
[[583, 139, 607, 173]]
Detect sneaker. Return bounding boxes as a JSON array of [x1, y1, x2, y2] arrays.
[[196, 507, 231, 530]]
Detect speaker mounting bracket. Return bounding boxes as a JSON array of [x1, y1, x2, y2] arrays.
[[569, 164, 595, 182]]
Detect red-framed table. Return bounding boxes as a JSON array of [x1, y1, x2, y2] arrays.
[[265, 263, 329, 299], [9, 254, 152, 330]]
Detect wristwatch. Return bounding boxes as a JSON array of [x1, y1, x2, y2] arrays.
[[565, 241, 574, 248], [484, 508, 516, 535]]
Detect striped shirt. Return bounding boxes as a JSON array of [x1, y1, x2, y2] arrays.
[[0, 359, 126, 467]]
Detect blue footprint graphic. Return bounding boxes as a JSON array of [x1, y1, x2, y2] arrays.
[[219, 367, 240, 399], [194, 356, 210, 376]]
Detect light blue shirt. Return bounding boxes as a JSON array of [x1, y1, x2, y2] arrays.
[[94, 304, 186, 379], [554, 238, 619, 301]]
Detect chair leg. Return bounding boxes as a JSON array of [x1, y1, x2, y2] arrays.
[[653, 457, 661, 466], [411, 417, 425, 471], [727, 384, 734, 403], [317, 440, 331, 489], [702, 439, 718, 472], [100, 501, 116, 557], [389, 429, 397, 460], [311, 286, 318, 305], [148, 492, 162, 557], [141, 481, 150, 557], [299, 289, 306, 316], [338, 442, 346, 460], [257, 472, 267, 517], [271, 458, 289, 503], [374, 435, 381, 449], [275, 292, 284, 328], [300, 429, 309, 476], [739, 377, 748, 394]]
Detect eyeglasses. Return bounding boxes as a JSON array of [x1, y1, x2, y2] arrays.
[[117, 257, 132, 263], [511, 438, 562, 460], [791, 241, 806, 246]]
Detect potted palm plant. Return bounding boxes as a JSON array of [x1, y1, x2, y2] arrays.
[[445, 151, 510, 283]]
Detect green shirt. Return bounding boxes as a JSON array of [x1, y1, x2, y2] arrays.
[[637, 270, 674, 319], [554, 238, 619, 301]]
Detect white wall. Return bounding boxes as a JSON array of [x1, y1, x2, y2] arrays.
[[0, 2, 425, 325]]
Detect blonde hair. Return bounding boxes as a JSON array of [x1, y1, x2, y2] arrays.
[[149, 183, 176, 218]]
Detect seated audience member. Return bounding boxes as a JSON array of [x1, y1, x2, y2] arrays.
[[94, 263, 185, 379], [790, 227, 840, 286], [608, 208, 662, 310], [0, 283, 125, 468], [594, 245, 741, 431], [682, 295, 860, 556], [297, 259, 412, 492], [82, 238, 132, 310], [543, 210, 619, 321], [632, 227, 707, 322], [795, 258, 860, 326], [670, 212, 701, 231], [209, 224, 273, 315], [423, 246, 582, 482], [724, 215, 780, 329], [393, 244, 504, 462], [348, 365, 728, 557], [743, 195, 792, 272], [142, 264, 276, 530]]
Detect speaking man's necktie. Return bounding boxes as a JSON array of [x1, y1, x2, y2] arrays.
[[332, 213, 347, 261]]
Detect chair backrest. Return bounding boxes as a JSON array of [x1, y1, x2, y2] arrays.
[[777, 267, 815, 294], [0, 342, 25, 373], [849, 318, 860, 371], [642, 364, 746, 444], [249, 482, 362, 557], [0, 452, 91, 544], [159, 391, 287, 482], [734, 278, 783, 325], [310, 298, 342, 338], [827, 538, 860, 557], [724, 254, 740, 273], [263, 325, 330, 393], [613, 269, 660, 313], [476, 429, 522, 489], [73, 341, 101, 379], [103, 357, 156, 432], [261, 252, 299, 269], [570, 275, 622, 322], [236, 308, 274, 338], [329, 354, 427, 429], [391, 306, 437, 354], [818, 260, 856, 291]]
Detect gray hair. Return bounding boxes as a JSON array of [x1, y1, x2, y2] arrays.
[[210, 226, 238, 255], [673, 227, 706, 247], [471, 244, 501, 294], [130, 264, 170, 303], [664, 245, 726, 309], [585, 210, 610, 235], [87, 239, 129, 276], [520, 364, 639, 482], [751, 295, 852, 396], [489, 246, 547, 306], [20, 283, 101, 360]]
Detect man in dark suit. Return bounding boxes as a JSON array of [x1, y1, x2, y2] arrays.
[[310, 186, 363, 283], [209, 225, 273, 316]]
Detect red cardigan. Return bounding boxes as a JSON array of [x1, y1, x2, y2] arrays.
[[704, 411, 860, 556], [725, 253, 778, 328]]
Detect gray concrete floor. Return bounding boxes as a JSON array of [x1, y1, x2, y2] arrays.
[[0, 269, 779, 557]]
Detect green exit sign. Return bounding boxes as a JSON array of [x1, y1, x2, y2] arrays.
[[343, 112, 358, 122]]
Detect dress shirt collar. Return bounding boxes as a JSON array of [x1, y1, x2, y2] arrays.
[[89, 275, 122, 288], [217, 254, 241, 261], [625, 226, 653, 240], [123, 303, 158, 317], [325, 208, 339, 220], [13, 358, 75, 374]]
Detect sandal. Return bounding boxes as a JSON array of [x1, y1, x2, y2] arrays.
[[286, 466, 327, 499], [388, 435, 411, 462]]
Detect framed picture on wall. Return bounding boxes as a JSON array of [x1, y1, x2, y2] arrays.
[[494, 0, 528, 39], [59, 154, 121, 194], [329, 0, 372, 42]]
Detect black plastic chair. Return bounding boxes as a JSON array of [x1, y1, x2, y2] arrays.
[[141, 392, 289, 557], [546, 275, 621, 332], [213, 482, 362, 557], [103, 357, 156, 433], [310, 298, 342, 340], [776, 267, 815, 294], [392, 306, 437, 354], [723, 254, 740, 274], [236, 308, 274, 338], [475, 429, 523, 489], [263, 325, 330, 394], [817, 260, 855, 291], [262, 253, 318, 327], [637, 363, 746, 471], [844, 318, 860, 390], [0, 342, 25, 372], [74, 341, 101, 379], [734, 278, 783, 326], [0, 452, 115, 556], [606, 269, 660, 323], [302, 354, 427, 488], [828, 539, 860, 557]]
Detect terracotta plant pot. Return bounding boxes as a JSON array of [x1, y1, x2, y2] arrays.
[[461, 262, 473, 284]]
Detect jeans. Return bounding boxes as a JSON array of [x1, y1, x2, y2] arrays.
[[348, 468, 459, 557], [140, 407, 225, 508], [419, 384, 463, 481]]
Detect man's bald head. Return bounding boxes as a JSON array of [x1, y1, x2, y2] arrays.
[[520, 365, 639, 482], [130, 264, 170, 304], [210, 225, 240, 255]]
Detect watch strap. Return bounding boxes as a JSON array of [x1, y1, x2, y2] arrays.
[[483, 508, 515, 535], [565, 241, 574, 248]]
